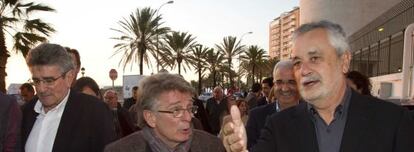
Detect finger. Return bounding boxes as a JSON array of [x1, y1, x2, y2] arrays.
[[223, 135, 231, 152], [230, 140, 246, 152], [230, 105, 242, 127], [223, 121, 235, 136]]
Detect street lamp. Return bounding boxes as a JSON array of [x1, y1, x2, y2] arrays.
[[155, 0, 174, 72], [81, 67, 85, 77], [240, 31, 253, 40]]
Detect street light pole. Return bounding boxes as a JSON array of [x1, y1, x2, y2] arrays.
[[155, 0, 173, 73], [238, 31, 253, 89]]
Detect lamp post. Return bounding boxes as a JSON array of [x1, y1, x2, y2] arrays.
[[81, 67, 85, 77], [238, 31, 253, 88], [155, 0, 174, 72], [240, 31, 253, 40]]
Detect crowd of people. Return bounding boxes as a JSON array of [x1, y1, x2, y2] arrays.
[[0, 20, 414, 152]]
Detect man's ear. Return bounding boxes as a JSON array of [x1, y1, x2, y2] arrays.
[[341, 51, 352, 74], [143, 110, 157, 128]]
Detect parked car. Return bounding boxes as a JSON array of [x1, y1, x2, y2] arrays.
[[198, 92, 213, 102]]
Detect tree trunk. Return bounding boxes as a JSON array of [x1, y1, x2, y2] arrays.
[[228, 58, 233, 88], [139, 49, 144, 75], [178, 60, 181, 75], [198, 65, 202, 95], [251, 65, 256, 85], [0, 23, 8, 93], [213, 68, 217, 87]]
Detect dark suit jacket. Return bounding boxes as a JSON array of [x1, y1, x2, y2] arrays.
[[252, 91, 414, 152], [104, 129, 225, 152], [193, 97, 211, 133], [123, 97, 136, 110], [256, 97, 268, 107], [0, 92, 21, 152], [22, 91, 116, 152], [246, 102, 277, 149]]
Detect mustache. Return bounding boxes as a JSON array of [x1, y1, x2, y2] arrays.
[[300, 75, 320, 84], [38, 92, 51, 97]]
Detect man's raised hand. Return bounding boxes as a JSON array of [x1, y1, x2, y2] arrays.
[[222, 105, 248, 152]]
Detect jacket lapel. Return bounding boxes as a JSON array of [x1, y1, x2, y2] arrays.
[[291, 103, 319, 152], [22, 99, 39, 144], [340, 91, 371, 152], [52, 91, 83, 152]]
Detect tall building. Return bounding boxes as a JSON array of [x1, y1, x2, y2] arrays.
[[269, 7, 300, 60]]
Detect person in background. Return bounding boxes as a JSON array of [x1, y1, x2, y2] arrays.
[[245, 83, 262, 109], [73, 76, 102, 99], [246, 60, 300, 149], [346, 70, 372, 96], [0, 92, 21, 152], [257, 77, 274, 106], [127, 86, 145, 130], [19, 83, 36, 109], [104, 73, 225, 152], [236, 99, 249, 125], [267, 86, 277, 103], [104, 90, 135, 139], [65, 47, 81, 86], [22, 43, 116, 152], [193, 96, 212, 133], [124, 86, 138, 110], [206, 86, 229, 135]]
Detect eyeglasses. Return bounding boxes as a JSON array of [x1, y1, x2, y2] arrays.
[[158, 105, 198, 118], [30, 71, 68, 86]]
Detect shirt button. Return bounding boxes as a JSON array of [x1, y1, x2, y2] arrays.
[[326, 129, 331, 133]]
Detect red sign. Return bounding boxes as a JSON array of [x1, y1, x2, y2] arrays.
[[109, 69, 118, 80]]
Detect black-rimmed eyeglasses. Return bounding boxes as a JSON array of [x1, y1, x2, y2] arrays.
[[30, 71, 68, 86]]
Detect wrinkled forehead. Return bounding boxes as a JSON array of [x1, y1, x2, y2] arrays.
[[291, 28, 331, 58], [157, 91, 194, 106]]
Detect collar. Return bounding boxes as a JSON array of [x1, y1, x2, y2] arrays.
[[307, 86, 352, 119], [142, 126, 193, 152], [275, 101, 281, 112], [34, 90, 71, 115]]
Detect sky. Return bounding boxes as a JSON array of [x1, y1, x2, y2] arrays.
[[5, 0, 299, 90]]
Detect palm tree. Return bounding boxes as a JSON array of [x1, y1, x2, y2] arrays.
[[261, 57, 279, 78], [205, 48, 224, 87], [189, 44, 210, 94], [0, 0, 55, 93], [240, 45, 267, 84], [215, 36, 245, 87], [160, 31, 196, 75], [111, 7, 170, 75]]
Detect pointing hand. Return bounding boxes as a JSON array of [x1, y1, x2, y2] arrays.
[[222, 105, 248, 152]]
